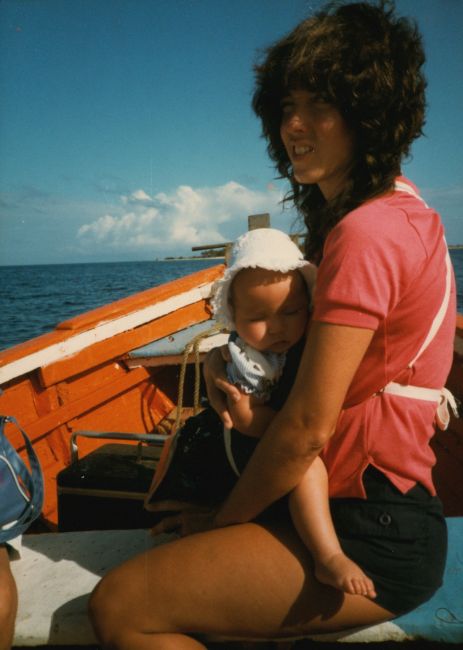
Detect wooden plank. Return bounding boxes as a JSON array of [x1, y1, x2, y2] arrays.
[[1, 287, 213, 386], [39, 301, 211, 387], [0, 330, 70, 369], [18, 367, 151, 443], [56, 265, 224, 330], [0, 376, 44, 428], [125, 354, 206, 368], [0, 265, 225, 386], [248, 213, 270, 229], [126, 319, 228, 367], [46, 363, 174, 438], [127, 319, 215, 356], [71, 382, 174, 451], [126, 335, 229, 368]]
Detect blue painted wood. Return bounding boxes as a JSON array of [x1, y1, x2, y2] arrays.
[[128, 319, 217, 358], [391, 516, 463, 643]]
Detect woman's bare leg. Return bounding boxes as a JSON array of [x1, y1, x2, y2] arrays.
[[89, 522, 392, 649], [0, 547, 17, 650]]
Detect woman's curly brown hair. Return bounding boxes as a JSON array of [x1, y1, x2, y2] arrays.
[[252, 0, 427, 263]]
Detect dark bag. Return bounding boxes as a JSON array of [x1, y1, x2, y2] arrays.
[[0, 415, 44, 543], [144, 408, 251, 510]]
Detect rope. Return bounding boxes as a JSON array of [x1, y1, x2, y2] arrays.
[[174, 322, 226, 433]]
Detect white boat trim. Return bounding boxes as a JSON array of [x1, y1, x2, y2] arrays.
[[0, 282, 214, 386]]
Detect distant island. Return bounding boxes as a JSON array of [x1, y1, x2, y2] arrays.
[[163, 247, 227, 261], [161, 256, 225, 261], [163, 243, 463, 261]]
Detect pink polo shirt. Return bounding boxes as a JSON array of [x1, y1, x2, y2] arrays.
[[313, 178, 456, 498]]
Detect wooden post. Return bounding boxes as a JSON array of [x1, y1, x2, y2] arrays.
[[225, 243, 233, 265], [248, 213, 270, 230], [190, 213, 273, 266]]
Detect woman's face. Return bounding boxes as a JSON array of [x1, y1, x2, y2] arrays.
[[280, 89, 355, 199]]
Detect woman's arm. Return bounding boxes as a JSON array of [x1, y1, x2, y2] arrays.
[[214, 321, 374, 527]]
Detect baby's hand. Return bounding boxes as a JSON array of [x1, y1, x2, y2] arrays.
[[203, 346, 240, 428]]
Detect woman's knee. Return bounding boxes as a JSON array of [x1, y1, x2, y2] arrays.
[[88, 572, 127, 645], [89, 559, 165, 645]]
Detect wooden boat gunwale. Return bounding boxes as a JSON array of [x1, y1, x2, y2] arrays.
[[0, 264, 225, 386]]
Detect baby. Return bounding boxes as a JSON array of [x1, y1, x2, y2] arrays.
[[146, 228, 376, 598]]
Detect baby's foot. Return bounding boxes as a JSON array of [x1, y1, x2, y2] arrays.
[[315, 552, 377, 599]]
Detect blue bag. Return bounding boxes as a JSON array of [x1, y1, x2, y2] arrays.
[[0, 415, 44, 543]]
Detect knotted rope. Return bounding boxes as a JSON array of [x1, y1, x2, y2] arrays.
[[173, 321, 226, 434]]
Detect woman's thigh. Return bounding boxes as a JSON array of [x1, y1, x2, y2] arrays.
[[90, 522, 393, 641]]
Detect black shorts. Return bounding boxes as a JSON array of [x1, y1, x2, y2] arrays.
[[330, 466, 448, 615]]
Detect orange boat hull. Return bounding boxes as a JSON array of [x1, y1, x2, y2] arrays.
[[0, 265, 224, 526]]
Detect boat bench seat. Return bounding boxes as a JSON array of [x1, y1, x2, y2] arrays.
[[11, 517, 463, 646], [125, 318, 229, 368]]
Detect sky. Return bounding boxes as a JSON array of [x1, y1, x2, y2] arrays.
[[1, 0, 462, 266]]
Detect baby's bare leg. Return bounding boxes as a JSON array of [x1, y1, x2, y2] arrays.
[[289, 457, 376, 598]]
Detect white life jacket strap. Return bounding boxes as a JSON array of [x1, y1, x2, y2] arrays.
[[223, 426, 241, 477], [380, 383, 459, 431], [407, 249, 452, 368], [373, 182, 459, 430], [380, 382, 441, 402], [394, 179, 429, 207], [394, 181, 452, 368], [437, 388, 460, 430]]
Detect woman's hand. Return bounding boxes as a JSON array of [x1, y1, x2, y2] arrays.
[[149, 501, 219, 537], [203, 346, 241, 428]]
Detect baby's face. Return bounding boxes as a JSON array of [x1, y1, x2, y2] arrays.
[[231, 268, 309, 353]]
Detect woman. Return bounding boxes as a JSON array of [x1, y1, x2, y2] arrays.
[[89, 2, 456, 647]]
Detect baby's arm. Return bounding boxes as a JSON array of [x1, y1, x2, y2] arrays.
[[225, 334, 284, 436], [227, 392, 275, 438]]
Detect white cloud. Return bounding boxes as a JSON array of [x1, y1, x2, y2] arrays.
[[121, 189, 154, 205], [77, 181, 286, 254]]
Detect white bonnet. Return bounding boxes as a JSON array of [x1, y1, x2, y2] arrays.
[[210, 228, 309, 330]]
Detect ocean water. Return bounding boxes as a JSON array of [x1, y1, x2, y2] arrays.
[[1, 251, 462, 352], [0, 259, 219, 351]]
